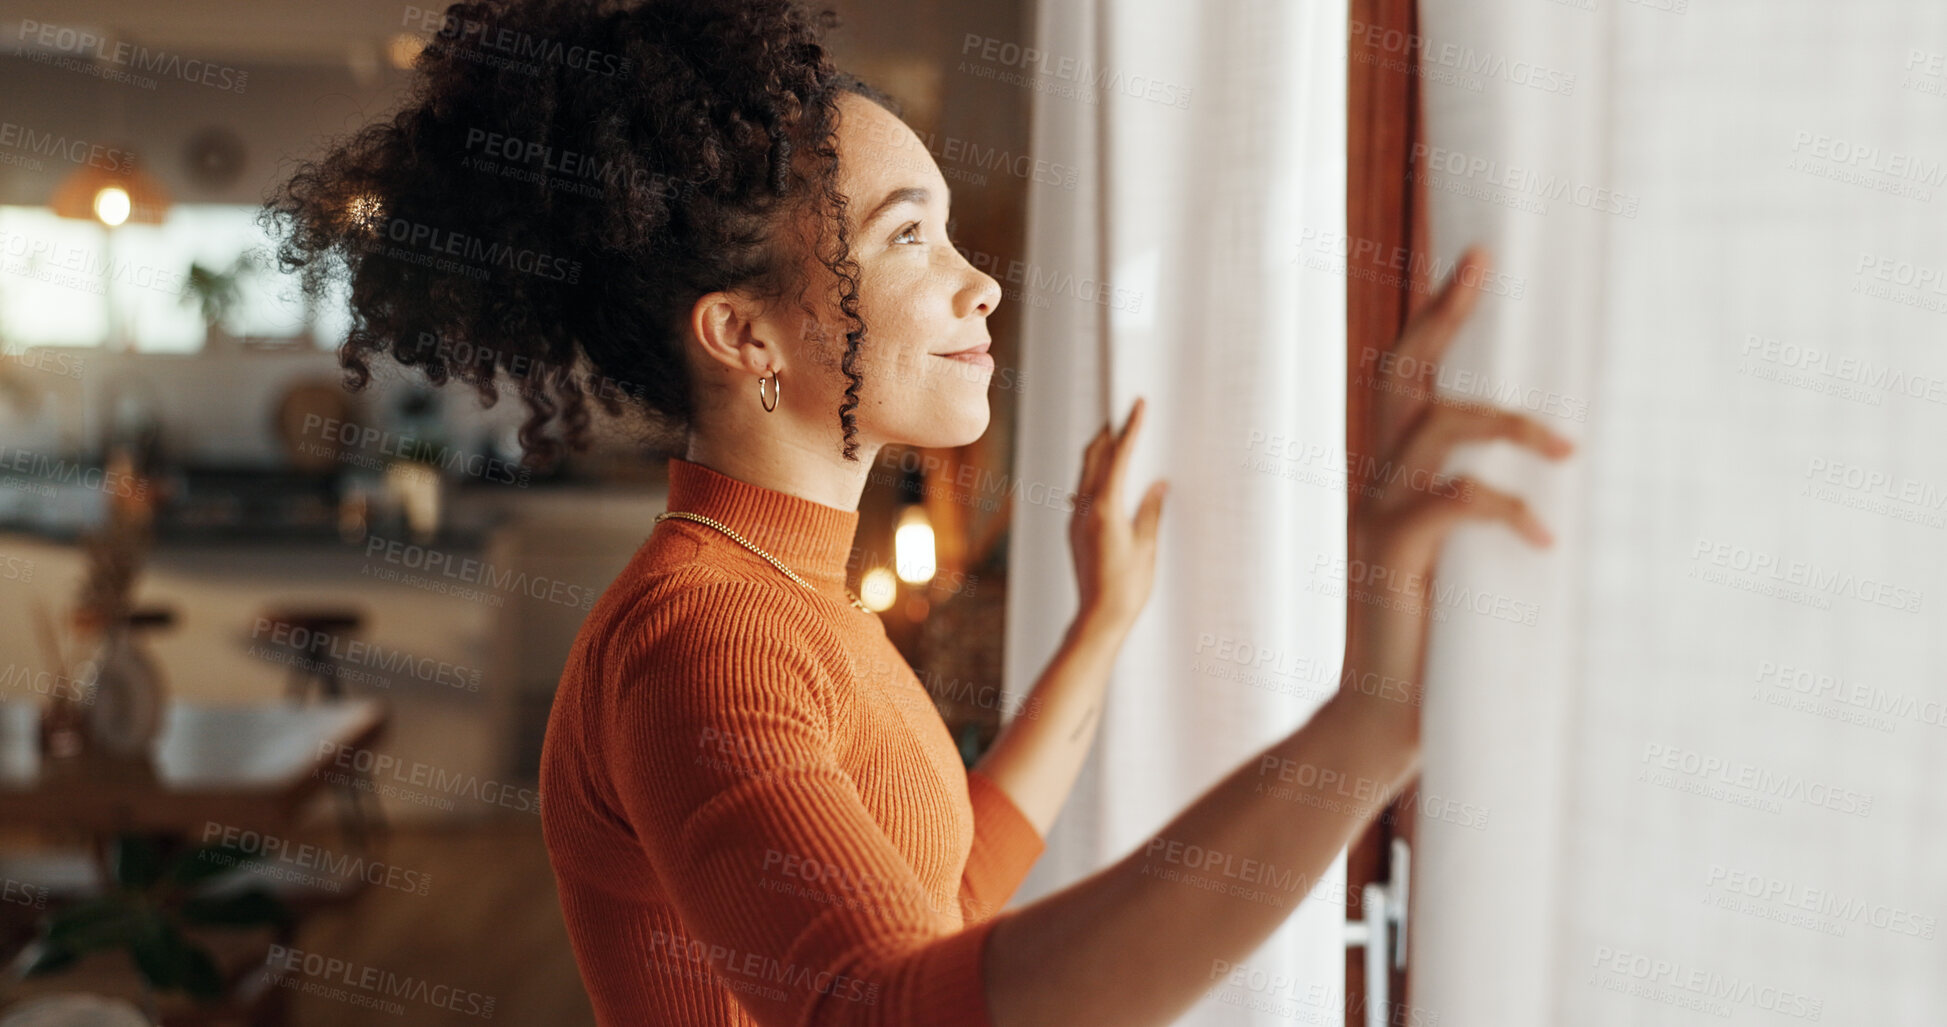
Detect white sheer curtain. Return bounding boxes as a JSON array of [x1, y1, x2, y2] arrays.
[[1410, 2, 1947, 1024], [1001, 0, 1353, 1023]]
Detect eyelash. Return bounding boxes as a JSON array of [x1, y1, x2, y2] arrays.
[[892, 221, 923, 245]]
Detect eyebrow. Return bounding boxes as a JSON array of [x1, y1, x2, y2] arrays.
[[859, 185, 948, 229]]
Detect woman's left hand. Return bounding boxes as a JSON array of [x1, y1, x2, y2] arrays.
[[1069, 396, 1170, 632], [1342, 246, 1574, 739]]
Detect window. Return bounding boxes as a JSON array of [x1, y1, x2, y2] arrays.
[[0, 204, 337, 352]]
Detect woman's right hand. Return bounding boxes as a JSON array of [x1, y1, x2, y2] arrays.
[[1067, 396, 1169, 634]]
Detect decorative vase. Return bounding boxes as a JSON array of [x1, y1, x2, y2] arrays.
[[385, 459, 444, 543], [73, 619, 166, 764]]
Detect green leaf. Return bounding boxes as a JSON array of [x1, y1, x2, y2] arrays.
[[181, 889, 293, 929], [126, 913, 185, 991], [20, 940, 78, 977], [43, 898, 142, 952], [179, 944, 226, 1000], [111, 835, 165, 890], [127, 918, 226, 1000], [171, 844, 262, 887]]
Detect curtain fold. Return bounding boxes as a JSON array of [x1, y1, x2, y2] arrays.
[[1410, 2, 1947, 1023], [1002, 0, 1353, 1022]]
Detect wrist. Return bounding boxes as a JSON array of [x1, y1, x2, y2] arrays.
[[1072, 600, 1134, 640]]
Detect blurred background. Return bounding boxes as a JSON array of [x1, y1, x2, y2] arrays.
[[0, 1, 1036, 1022]]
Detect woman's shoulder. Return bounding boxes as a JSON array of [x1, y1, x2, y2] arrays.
[[611, 570, 844, 679], [622, 522, 830, 609], [602, 528, 817, 629], [570, 530, 858, 722], [597, 574, 853, 743], [636, 571, 827, 633]]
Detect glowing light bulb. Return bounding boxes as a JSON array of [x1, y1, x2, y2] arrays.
[[894, 505, 936, 585], [93, 186, 131, 226], [860, 567, 898, 611]]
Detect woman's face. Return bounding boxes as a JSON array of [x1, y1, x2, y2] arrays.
[[783, 92, 1005, 454]]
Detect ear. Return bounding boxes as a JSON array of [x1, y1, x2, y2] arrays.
[[689, 290, 774, 376]]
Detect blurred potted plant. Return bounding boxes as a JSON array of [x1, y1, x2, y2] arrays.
[[179, 255, 253, 351], [16, 835, 295, 1022]]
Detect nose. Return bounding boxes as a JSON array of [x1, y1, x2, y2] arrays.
[[952, 247, 1003, 319]]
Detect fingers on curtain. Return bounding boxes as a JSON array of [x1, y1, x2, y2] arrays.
[[1427, 477, 1553, 548], [1391, 403, 1575, 479]]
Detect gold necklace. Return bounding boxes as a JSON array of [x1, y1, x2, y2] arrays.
[[656, 510, 870, 612]]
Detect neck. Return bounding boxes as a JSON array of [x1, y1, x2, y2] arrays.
[[684, 428, 882, 512]]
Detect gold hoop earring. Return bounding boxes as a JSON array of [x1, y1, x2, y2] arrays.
[[758, 370, 780, 413]]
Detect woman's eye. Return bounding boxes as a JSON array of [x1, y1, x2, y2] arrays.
[[892, 222, 922, 245]]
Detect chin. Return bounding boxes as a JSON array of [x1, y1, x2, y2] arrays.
[[901, 395, 991, 449]]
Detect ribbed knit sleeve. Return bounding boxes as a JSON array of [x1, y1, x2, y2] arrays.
[[958, 769, 1046, 922], [607, 582, 1005, 1027]]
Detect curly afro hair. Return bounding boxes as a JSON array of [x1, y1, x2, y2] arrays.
[[264, 0, 898, 468]]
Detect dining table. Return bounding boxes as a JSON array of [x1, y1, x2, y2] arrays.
[[0, 699, 389, 835]]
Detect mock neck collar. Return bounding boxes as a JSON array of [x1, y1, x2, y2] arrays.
[[662, 457, 859, 589]]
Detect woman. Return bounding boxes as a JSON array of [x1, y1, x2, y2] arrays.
[[267, 0, 1570, 1023]]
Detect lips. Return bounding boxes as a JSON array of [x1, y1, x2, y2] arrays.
[[933, 340, 991, 358], [933, 340, 995, 370]]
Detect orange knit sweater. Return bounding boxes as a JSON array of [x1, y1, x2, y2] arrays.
[[541, 457, 1046, 1026]]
